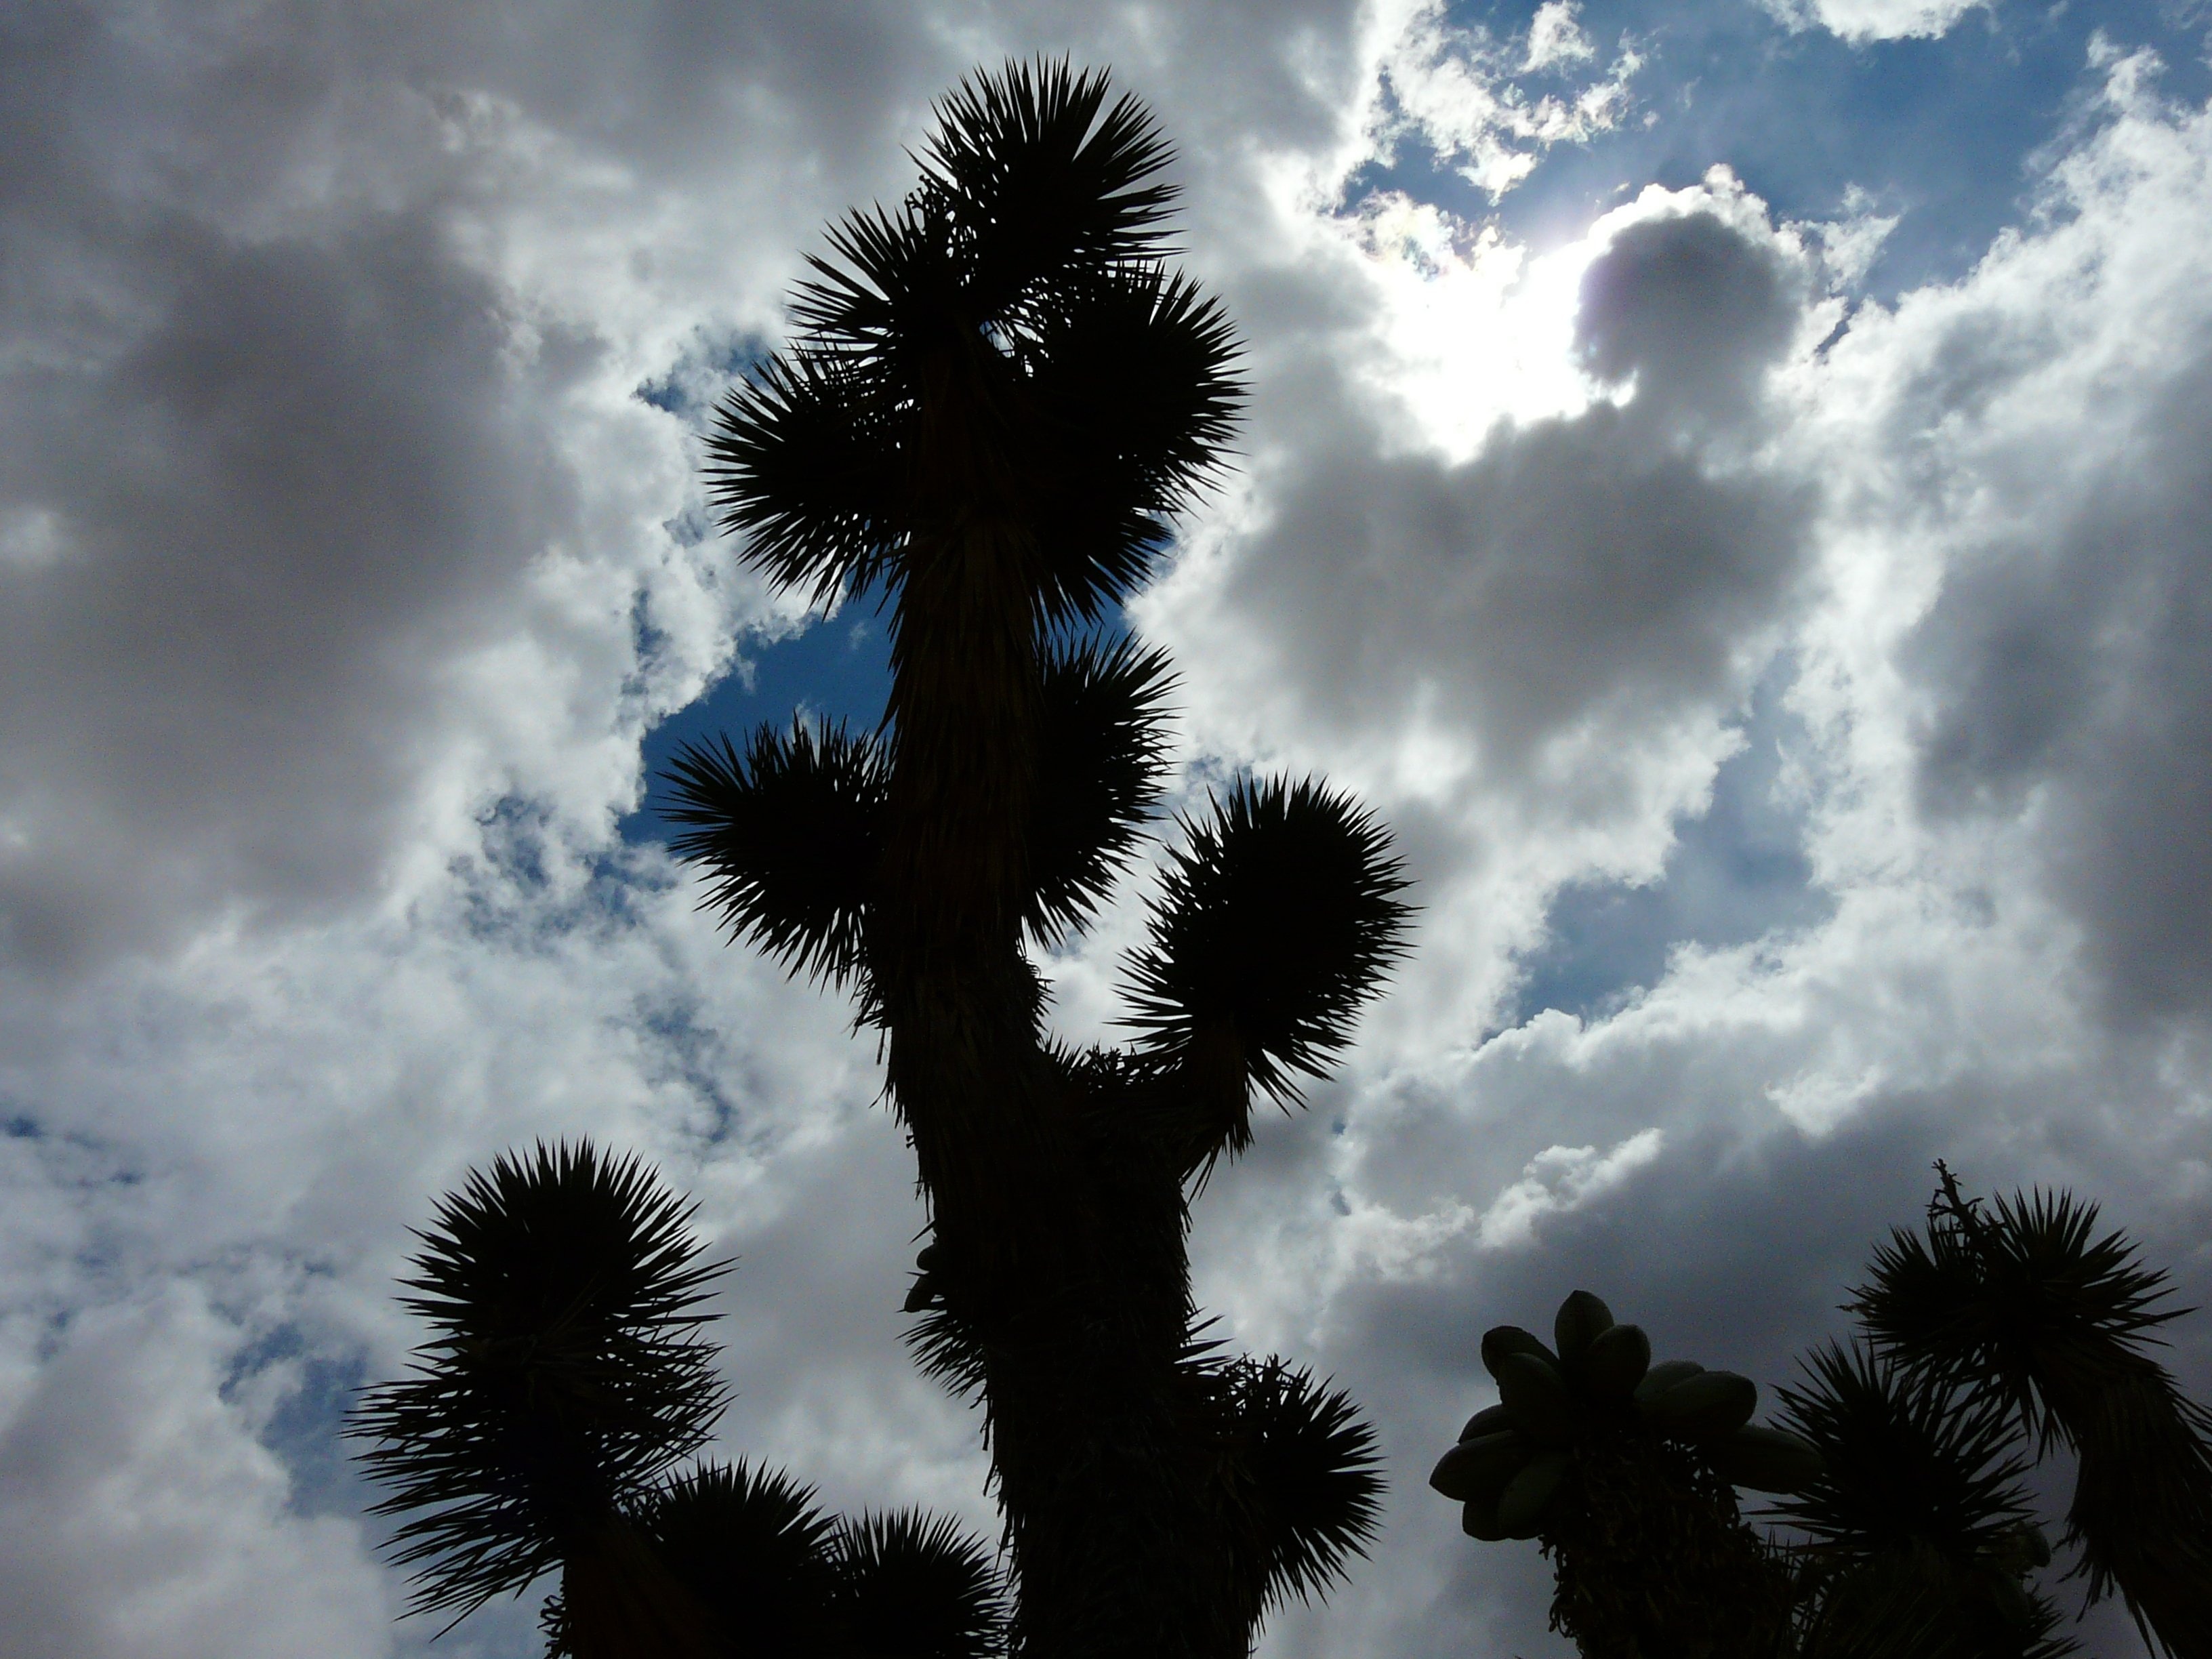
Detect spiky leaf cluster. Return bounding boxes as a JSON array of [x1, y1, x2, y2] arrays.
[[1195, 1354, 1385, 1614], [1851, 1168, 2212, 1646], [1791, 1541, 2074, 1659], [1026, 634, 1173, 944], [540, 1478, 1008, 1659], [356, 1149, 1009, 1655], [704, 60, 1241, 624], [348, 1143, 728, 1622], [538, 1460, 840, 1656], [830, 1510, 1010, 1659], [662, 638, 1176, 1000], [1853, 1177, 2206, 1448], [663, 720, 886, 989], [1125, 775, 1412, 1103], [1774, 1343, 2073, 1658], [1774, 1343, 2036, 1561], [636, 1462, 843, 1650]]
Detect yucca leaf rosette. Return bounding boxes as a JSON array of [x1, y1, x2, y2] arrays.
[[830, 1510, 1010, 1659], [1124, 776, 1410, 1149], [348, 1142, 728, 1624]]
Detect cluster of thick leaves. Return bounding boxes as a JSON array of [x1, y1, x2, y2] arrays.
[[1432, 1290, 1815, 1543], [348, 1143, 1007, 1656], [1434, 1291, 1814, 1659]]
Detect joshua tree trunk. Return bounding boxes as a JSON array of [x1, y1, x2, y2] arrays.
[[559, 1525, 722, 1659]]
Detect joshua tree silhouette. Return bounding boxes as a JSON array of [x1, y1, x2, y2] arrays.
[[1853, 1165, 2212, 1659], [663, 60, 1407, 1659], [348, 1141, 1009, 1659]]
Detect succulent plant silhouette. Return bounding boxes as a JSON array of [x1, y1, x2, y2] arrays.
[[1430, 1289, 1803, 1657], [665, 59, 1406, 1658], [347, 1141, 729, 1645], [1435, 1171, 2207, 1658], [349, 1142, 1008, 1659]]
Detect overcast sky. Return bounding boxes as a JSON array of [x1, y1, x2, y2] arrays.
[[4, 2, 2211, 1655]]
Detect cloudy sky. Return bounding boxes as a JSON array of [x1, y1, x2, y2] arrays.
[[5, 1, 2211, 1654]]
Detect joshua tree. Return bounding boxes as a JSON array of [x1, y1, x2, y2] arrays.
[[1853, 1165, 2212, 1659], [347, 1141, 1008, 1659], [665, 60, 1405, 1659]]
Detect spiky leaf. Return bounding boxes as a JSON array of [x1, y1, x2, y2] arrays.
[[1773, 1343, 2035, 1561], [919, 59, 1177, 318], [1853, 1175, 2197, 1445], [539, 1461, 840, 1658], [701, 354, 905, 608], [1012, 266, 1242, 619], [1853, 1170, 2212, 1643], [1207, 1355, 1385, 1614], [1795, 1540, 2076, 1659], [1026, 634, 1173, 943], [703, 59, 1242, 626]]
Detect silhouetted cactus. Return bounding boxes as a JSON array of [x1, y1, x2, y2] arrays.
[[348, 1141, 1008, 1659], [667, 60, 1408, 1659], [1774, 1343, 2069, 1659], [1431, 1289, 1801, 1657]]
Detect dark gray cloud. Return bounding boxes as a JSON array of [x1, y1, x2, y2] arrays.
[[0, 215, 581, 967], [1906, 318, 2212, 1019], [1200, 204, 1812, 775], [0, 7, 618, 972], [1577, 208, 1804, 432]]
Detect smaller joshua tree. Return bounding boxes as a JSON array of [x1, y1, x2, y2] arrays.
[[348, 1142, 1007, 1659], [1433, 1168, 2212, 1659], [1853, 1166, 2212, 1659]]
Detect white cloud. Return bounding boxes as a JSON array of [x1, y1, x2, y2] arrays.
[[1758, 0, 1991, 45], [0, 1287, 390, 1659], [1475, 1128, 1666, 1249], [1364, 0, 1643, 198]]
